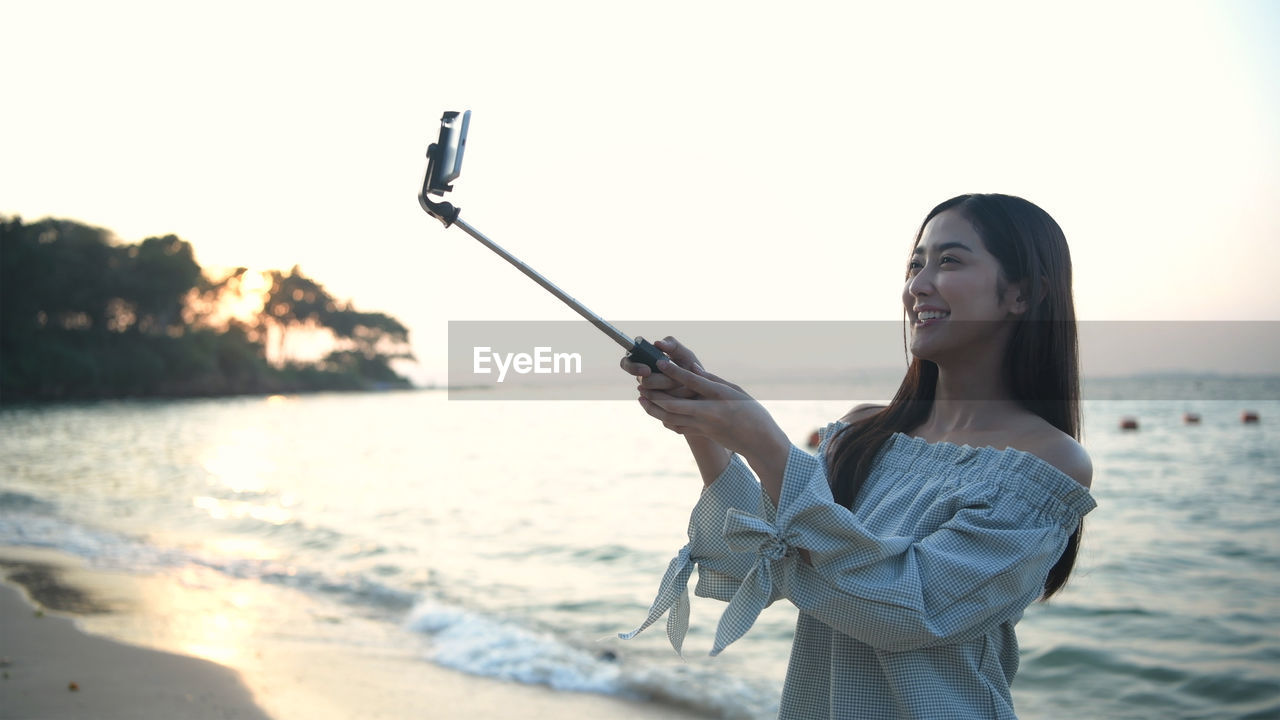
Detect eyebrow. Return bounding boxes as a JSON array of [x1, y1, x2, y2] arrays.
[[912, 241, 975, 255]]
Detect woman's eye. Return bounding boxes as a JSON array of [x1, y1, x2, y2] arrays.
[[940, 256, 959, 265]]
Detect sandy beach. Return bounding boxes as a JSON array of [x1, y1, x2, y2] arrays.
[[0, 546, 706, 720], [0, 565, 270, 720]]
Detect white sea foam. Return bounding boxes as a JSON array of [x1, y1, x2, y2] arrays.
[[404, 599, 778, 718], [406, 600, 626, 694]]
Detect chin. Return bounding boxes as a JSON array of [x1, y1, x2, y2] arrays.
[[911, 327, 942, 356], [907, 340, 937, 362], [907, 335, 955, 365]]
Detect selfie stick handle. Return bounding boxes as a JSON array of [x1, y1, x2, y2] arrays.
[[445, 215, 665, 373]]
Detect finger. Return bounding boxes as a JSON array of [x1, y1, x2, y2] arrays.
[[640, 389, 724, 421], [636, 373, 680, 391], [668, 358, 744, 394], [620, 356, 652, 378], [656, 357, 723, 398], [638, 387, 697, 415], [638, 375, 699, 402], [638, 395, 693, 433], [638, 393, 706, 437], [695, 367, 745, 394], [635, 346, 699, 392], [653, 337, 703, 372]]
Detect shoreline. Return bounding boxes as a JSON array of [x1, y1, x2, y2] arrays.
[[0, 546, 708, 720], [0, 565, 271, 720], [0, 384, 429, 408]]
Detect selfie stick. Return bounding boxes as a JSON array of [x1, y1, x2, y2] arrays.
[[418, 111, 666, 373]]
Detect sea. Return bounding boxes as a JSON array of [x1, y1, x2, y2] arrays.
[[1, 378, 1278, 719]]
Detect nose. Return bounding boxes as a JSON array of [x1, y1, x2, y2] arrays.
[[907, 265, 934, 298]]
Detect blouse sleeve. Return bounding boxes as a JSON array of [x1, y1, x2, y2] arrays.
[[622, 427, 1095, 657], [617, 452, 778, 656], [717, 445, 1091, 655]]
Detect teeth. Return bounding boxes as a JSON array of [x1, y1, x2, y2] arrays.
[[918, 311, 949, 321]]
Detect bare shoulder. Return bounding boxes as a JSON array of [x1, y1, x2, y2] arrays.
[[840, 403, 886, 425], [1018, 423, 1093, 490]]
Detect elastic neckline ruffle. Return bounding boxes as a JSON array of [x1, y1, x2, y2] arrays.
[[875, 430, 1096, 520]]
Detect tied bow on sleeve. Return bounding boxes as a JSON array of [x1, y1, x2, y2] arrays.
[[617, 544, 694, 655], [620, 509, 794, 656], [714, 508, 792, 655]]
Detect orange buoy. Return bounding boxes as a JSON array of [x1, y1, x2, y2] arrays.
[[1183, 412, 1201, 424], [1242, 410, 1260, 424], [1120, 416, 1139, 430], [807, 430, 822, 448]]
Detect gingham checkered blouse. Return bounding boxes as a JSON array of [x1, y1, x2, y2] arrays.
[[621, 421, 1096, 720]]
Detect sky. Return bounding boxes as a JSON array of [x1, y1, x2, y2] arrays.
[[3, 0, 1277, 384]]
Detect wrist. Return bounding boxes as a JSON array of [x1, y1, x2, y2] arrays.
[[744, 425, 792, 503], [686, 435, 732, 487]]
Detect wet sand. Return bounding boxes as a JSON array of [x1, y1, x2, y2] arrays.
[[0, 579, 271, 720], [0, 547, 706, 720]]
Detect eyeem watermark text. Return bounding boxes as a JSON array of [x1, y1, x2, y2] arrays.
[[473, 346, 583, 382]]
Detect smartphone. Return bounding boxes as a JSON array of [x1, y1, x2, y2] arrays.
[[425, 110, 471, 196]]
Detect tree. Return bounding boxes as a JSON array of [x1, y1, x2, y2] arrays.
[[1, 215, 413, 400], [323, 306, 412, 359], [123, 234, 202, 334], [259, 265, 337, 365], [0, 217, 116, 333], [321, 306, 414, 385]]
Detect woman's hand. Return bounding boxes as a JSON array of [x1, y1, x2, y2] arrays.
[[619, 336, 702, 400], [622, 337, 745, 487], [634, 352, 792, 503]]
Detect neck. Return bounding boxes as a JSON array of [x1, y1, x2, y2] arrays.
[[920, 342, 1020, 434]]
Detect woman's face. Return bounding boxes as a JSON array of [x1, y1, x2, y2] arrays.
[[902, 209, 1025, 362]]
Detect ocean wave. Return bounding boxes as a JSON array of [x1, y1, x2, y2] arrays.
[[0, 490, 57, 514], [0, 510, 182, 566], [478, 542, 651, 568], [406, 600, 626, 694], [1022, 643, 1280, 719], [405, 599, 777, 719], [0, 508, 420, 613]]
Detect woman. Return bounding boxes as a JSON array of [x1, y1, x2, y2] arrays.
[[618, 194, 1095, 719]]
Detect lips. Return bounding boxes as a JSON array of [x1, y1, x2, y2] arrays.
[[914, 309, 950, 327]]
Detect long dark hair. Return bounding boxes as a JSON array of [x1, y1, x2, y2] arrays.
[[826, 193, 1082, 599]]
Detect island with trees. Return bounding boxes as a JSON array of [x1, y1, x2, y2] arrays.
[[1, 215, 415, 402]]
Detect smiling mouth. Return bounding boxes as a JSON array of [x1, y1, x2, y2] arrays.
[[915, 311, 950, 327]]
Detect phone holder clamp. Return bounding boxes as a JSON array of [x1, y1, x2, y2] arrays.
[[419, 141, 462, 227], [419, 193, 460, 228]]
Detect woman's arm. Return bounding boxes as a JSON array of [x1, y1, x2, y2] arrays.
[[772, 447, 1073, 648], [620, 337, 733, 486], [626, 362, 1095, 656], [617, 447, 775, 655], [627, 441, 1085, 657], [635, 358, 792, 504]]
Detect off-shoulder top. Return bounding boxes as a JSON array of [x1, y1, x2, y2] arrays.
[[620, 421, 1097, 720]]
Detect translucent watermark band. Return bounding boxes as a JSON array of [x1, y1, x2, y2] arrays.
[[446, 321, 1280, 401]]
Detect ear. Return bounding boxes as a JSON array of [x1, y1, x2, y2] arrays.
[[1006, 276, 1047, 316], [1008, 285, 1030, 316]]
